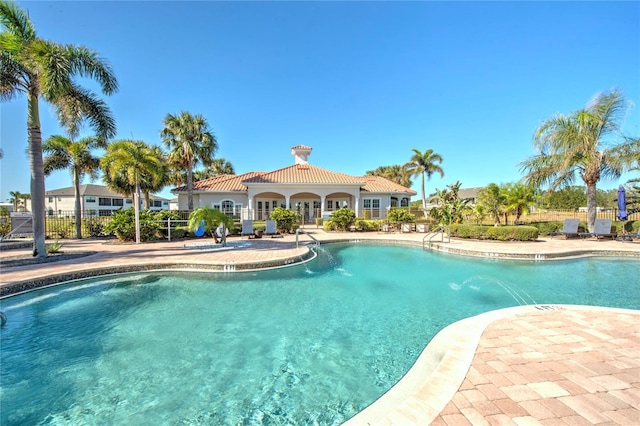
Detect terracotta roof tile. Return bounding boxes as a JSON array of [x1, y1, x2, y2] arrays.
[[173, 172, 265, 192], [242, 164, 365, 185], [359, 176, 417, 195]]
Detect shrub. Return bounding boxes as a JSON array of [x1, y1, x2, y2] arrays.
[[329, 208, 356, 231], [448, 224, 539, 241], [85, 217, 106, 237], [387, 208, 415, 223], [323, 220, 338, 231], [354, 219, 378, 232], [270, 207, 299, 234], [104, 208, 160, 242], [0, 221, 10, 238]]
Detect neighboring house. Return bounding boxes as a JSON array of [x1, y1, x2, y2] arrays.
[[169, 198, 179, 211], [171, 145, 417, 221], [45, 184, 170, 217], [428, 187, 483, 207]]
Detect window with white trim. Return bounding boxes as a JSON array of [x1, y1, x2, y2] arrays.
[[363, 198, 381, 218]]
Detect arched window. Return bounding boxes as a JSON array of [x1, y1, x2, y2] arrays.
[[221, 200, 234, 215]]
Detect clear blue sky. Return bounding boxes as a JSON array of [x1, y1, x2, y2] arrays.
[[2, 0, 639, 203]]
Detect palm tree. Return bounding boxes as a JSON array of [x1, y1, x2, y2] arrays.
[[8, 190, 22, 211], [103, 146, 169, 209], [405, 148, 444, 214], [192, 158, 235, 182], [43, 135, 104, 238], [101, 140, 163, 243], [161, 111, 217, 210], [502, 182, 536, 225], [520, 89, 637, 233], [365, 164, 412, 188], [0, 0, 117, 256], [477, 183, 506, 225], [188, 207, 234, 246]]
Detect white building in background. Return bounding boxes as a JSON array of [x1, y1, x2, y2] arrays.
[[45, 184, 170, 217], [171, 145, 417, 221]]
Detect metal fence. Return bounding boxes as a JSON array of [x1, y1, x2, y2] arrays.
[[1, 207, 637, 240]]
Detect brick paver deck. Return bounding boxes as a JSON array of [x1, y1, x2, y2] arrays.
[[1, 231, 638, 424]]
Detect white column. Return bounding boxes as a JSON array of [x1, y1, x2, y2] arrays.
[[247, 196, 253, 220], [285, 196, 291, 210], [354, 195, 360, 218]]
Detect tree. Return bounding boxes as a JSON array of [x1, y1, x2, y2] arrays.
[[188, 207, 234, 246], [43, 135, 104, 238], [429, 182, 469, 225], [502, 182, 536, 224], [0, 0, 117, 256], [477, 183, 506, 225], [192, 158, 235, 181], [8, 190, 22, 211], [405, 148, 444, 214], [161, 111, 217, 210], [102, 145, 168, 210], [365, 164, 412, 188], [520, 89, 637, 233], [101, 140, 163, 244]]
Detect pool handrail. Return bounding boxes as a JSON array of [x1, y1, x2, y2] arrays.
[[423, 226, 450, 249], [296, 228, 320, 248]]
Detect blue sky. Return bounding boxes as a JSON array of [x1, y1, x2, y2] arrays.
[[2, 0, 639, 203]]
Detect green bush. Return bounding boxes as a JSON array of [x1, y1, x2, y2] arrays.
[[323, 220, 338, 231], [329, 208, 356, 231], [387, 208, 415, 223], [104, 208, 161, 242], [85, 217, 107, 237], [0, 221, 10, 237], [355, 219, 378, 232], [270, 207, 299, 234], [448, 224, 539, 241], [529, 221, 588, 235]]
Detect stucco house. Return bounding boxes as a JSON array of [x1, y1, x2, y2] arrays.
[[171, 145, 417, 222], [45, 184, 170, 217]]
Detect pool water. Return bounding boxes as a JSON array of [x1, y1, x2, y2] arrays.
[[1, 244, 638, 425]]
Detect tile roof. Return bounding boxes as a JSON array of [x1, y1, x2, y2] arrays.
[[175, 172, 265, 192], [242, 164, 364, 185], [172, 166, 415, 195], [359, 176, 417, 195]]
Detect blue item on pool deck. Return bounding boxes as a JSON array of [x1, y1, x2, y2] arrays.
[[194, 220, 205, 237]]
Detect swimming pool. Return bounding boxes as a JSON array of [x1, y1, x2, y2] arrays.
[[1, 243, 638, 425]]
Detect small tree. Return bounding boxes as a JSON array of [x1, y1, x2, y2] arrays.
[[387, 208, 415, 223], [188, 207, 233, 245], [270, 207, 299, 234], [330, 208, 356, 231]]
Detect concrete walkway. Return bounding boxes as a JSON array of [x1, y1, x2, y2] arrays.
[[1, 231, 638, 425]]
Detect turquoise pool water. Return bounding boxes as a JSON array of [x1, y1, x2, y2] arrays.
[[1, 243, 638, 425]]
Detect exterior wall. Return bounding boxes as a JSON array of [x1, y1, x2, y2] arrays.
[[46, 194, 168, 217]]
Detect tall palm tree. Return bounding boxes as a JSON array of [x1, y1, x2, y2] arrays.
[[43, 135, 104, 238], [405, 148, 444, 213], [161, 111, 217, 210], [103, 146, 168, 209], [0, 0, 117, 256], [520, 89, 637, 232], [101, 140, 163, 243]]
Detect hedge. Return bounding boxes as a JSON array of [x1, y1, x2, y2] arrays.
[[448, 224, 539, 241]]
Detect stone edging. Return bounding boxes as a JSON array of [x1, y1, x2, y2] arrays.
[[0, 247, 316, 298], [345, 305, 640, 425]]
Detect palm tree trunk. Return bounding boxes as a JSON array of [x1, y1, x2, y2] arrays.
[[73, 167, 82, 239], [27, 92, 47, 258], [134, 178, 141, 244], [586, 183, 597, 233], [187, 159, 194, 210], [144, 192, 151, 210]]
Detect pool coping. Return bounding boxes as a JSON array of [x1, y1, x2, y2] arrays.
[[344, 304, 640, 425]]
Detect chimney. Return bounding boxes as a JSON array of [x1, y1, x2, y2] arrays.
[[291, 145, 312, 165]]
